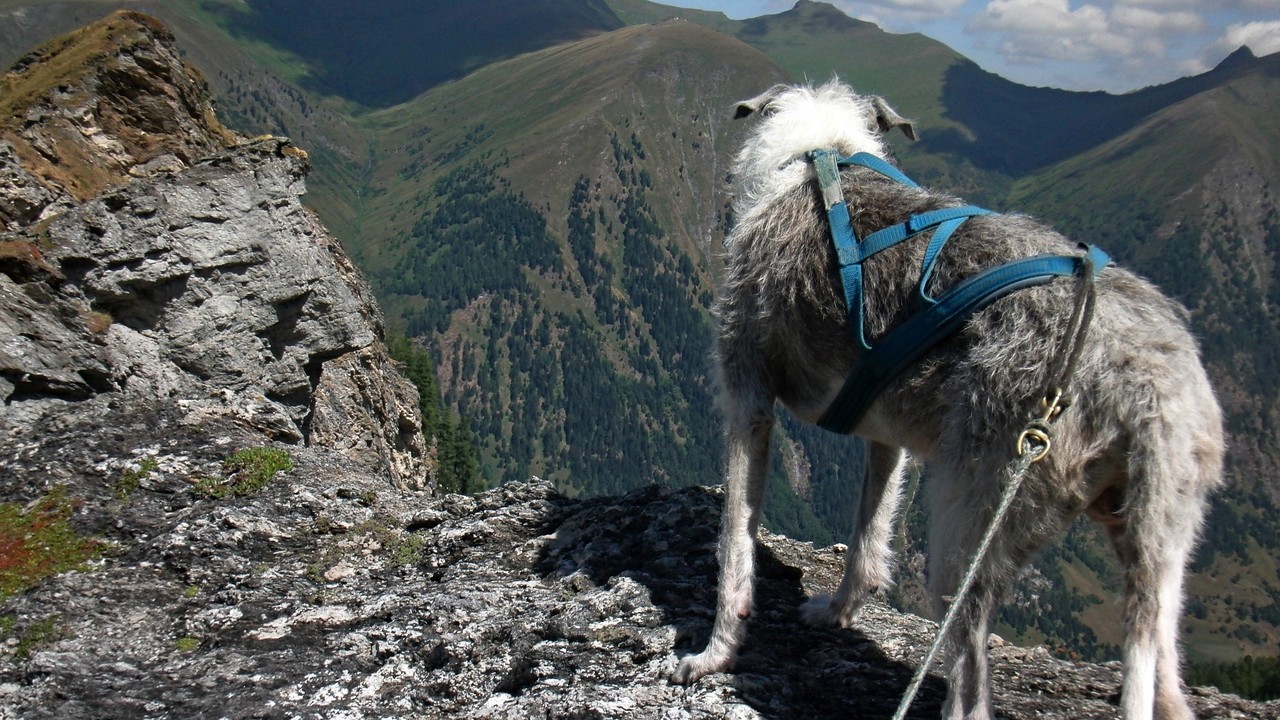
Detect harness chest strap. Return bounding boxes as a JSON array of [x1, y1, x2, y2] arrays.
[[807, 149, 1111, 435]]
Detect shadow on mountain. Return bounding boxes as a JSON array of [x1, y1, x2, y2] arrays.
[[209, 0, 623, 107], [921, 48, 1269, 176], [538, 484, 944, 719]]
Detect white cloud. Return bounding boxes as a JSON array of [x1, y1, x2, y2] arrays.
[[831, 0, 968, 21], [1220, 20, 1280, 56], [965, 0, 1230, 87], [972, 0, 1107, 34], [1111, 6, 1205, 33], [1177, 56, 1210, 76], [1112, 0, 1202, 8], [970, 0, 1132, 64]]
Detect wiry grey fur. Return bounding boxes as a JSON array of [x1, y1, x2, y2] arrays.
[[672, 80, 1224, 720]]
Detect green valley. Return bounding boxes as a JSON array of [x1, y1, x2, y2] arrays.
[[3, 0, 1278, 677]]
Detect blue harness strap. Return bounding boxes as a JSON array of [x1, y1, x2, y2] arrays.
[[807, 149, 1111, 435]]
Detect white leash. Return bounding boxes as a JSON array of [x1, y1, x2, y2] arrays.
[[890, 435, 1044, 720], [890, 248, 1101, 719]]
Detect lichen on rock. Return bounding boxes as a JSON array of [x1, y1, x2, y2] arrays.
[[0, 11, 1276, 720], [0, 10, 426, 489]]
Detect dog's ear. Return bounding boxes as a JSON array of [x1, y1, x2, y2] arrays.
[[734, 84, 788, 119], [870, 96, 917, 141]]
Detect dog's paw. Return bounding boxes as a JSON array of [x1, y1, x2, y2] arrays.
[[801, 593, 861, 628], [671, 650, 732, 685]]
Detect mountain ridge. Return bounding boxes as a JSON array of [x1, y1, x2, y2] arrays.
[[3, 0, 1279, 671], [924, 44, 1280, 176], [5, 17, 1274, 716]]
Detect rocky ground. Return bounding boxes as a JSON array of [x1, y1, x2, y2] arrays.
[[1, 11, 1276, 720], [1, 418, 1276, 719]]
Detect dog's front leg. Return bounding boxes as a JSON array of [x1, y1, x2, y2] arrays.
[[673, 396, 774, 684], [803, 442, 907, 627]]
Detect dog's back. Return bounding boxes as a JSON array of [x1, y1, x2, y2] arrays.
[[679, 79, 1222, 720]]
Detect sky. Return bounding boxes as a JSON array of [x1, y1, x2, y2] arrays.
[[661, 0, 1280, 93]]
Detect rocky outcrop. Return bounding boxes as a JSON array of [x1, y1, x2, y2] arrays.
[[0, 10, 237, 229], [0, 11, 1275, 720], [0, 407, 1274, 719], [0, 11, 425, 488]]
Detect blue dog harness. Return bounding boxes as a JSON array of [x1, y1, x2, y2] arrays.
[[810, 149, 1111, 435]]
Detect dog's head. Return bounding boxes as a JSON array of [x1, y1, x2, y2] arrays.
[[729, 80, 915, 210]]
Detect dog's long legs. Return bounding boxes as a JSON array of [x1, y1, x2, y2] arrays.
[[1113, 528, 1197, 720], [925, 461, 1004, 720], [925, 448, 1070, 720], [673, 386, 774, 684], [1107, 397, 1217, 720], [803, 442, 907, 627]]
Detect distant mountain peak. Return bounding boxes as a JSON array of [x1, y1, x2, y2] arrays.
[[1215, 45, 1258, 72], [783, 0, 876, 29]]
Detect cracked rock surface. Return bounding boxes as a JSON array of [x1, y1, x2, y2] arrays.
[[1, 138, 425, 487], [1, 416, 1275, 719], [1, 11, 1277, 720]]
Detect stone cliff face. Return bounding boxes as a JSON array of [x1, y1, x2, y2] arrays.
[[0, 11, 1276, 720], [0, 10, 236, 230], [0, 10, 425, 487]]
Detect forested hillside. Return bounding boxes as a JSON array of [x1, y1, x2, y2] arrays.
[[362, 27, 759, 498], [3, 0, 1278, 677]]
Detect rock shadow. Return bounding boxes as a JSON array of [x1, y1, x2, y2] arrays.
[[539, 484, 945, 719]]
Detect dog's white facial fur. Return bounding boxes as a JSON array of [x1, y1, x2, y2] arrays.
[[730, 80, 910, 229]]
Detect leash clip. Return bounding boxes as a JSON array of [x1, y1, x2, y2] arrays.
[[1016, 389, 1064, 463]]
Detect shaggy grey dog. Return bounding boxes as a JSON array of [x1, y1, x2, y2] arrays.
[[672, 80, 1224, 720]]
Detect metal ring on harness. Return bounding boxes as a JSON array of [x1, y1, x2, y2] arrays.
[[1017, 421, 1052, 463]]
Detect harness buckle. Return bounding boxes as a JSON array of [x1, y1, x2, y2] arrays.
[[1037, 388, 1065, 422]]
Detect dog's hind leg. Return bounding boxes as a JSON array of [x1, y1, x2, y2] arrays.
[[1106, 390, 1219, 720], [803, 442, 907, 627], [924, 457, 1007, 720], [673, 382, 775, 684]]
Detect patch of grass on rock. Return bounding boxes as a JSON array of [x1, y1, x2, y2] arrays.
[[196, 447, 293, 499], [0, 488, 103, 600]]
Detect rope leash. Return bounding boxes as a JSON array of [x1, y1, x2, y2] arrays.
[[889, 254, 1101, 720], [890, 443, 1042, 720]]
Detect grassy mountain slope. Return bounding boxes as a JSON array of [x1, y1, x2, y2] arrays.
[[348, 22, 789, 502], [360, 20, 775, 258], [1008, 53, 1280, 661], [4, 0, 1280, 667]]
